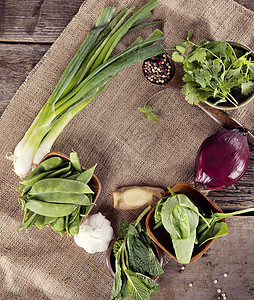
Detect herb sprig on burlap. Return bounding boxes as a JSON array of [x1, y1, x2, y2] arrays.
[[172, 31, 254, 106], [111, 206, 164, 300]]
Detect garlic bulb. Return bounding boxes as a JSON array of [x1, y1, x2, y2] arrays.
[[74, 212, 113, 254]]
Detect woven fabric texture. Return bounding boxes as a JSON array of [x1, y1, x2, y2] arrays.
[[0, 0, 253, 299]]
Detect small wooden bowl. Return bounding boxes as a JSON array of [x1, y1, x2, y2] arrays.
[[146, 182, 225, 264], [40, 151, 101, 222], [106, 237, 164, 280]]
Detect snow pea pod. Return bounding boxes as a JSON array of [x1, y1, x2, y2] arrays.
[[66, 171, 81, 180], [18, 157, 66, 191], [26, 199, 76, 217], [51, 217, 65, 232], [44, 216, 58, 225], [20, 170, 54, 187], [27, 157, 65, 179], [34, 215, 45, 229], [17, 212, 38, 232], [69, 207, 80, 235], [46, 162, 72, 178], [30, 178, 94, 195], [76, 164, 97, 184], [70, 152, 82, 173], [69, 206, 80, 225], [28, 192, 91, 206]]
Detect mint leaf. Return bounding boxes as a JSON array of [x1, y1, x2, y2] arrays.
[[182, 83, 200, 105], [241, 81, 254, 95], [172, 51, 184, 62], [125, 270, 160, 300], [111, 250, 123, 300], [146, 247, 164, 276], [127, 234, 149, 274], [117, 218, 130, 239], [138, 105, 159, 122]]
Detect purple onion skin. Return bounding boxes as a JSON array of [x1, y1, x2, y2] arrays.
[[194, 128, 250, 190]]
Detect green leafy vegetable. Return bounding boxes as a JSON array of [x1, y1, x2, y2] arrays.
[[154, 188, 254, 264], [172, 32, 254, 107], [111, 206, 163, 300]]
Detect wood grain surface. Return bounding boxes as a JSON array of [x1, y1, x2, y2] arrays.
[[0, 1, 253, 299]]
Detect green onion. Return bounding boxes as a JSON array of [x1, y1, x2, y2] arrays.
[[13, 0, 164, 177]]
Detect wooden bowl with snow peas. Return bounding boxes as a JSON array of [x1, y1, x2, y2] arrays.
[[17, 151, 101, 236], [146, 182, 225, 264]]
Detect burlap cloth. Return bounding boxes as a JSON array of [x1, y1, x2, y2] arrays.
[[0, 0, 253, 299]]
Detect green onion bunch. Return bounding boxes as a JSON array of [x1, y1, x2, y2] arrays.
[[13, 0, 165, 177]]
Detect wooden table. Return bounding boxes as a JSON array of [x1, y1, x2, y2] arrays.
[[0, 1, 253, 299]]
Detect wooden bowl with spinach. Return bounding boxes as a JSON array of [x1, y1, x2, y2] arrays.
[[146, 182, 225, 264]]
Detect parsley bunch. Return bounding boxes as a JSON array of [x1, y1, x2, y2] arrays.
[[172, 32, 254, 107]]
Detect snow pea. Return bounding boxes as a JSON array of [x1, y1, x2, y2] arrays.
[[70, 152, 82, 173], [69, 207, 80, 235], [65, 171, 81, 180], [46, 162, 72, 178], [26, 157, 65, 179], [65, 215, 70, 235], [30, 178, 94, 195], [44, 216, 58, 225], [28, 192, 91, 206], [26, 199, 76, 217], [76, 164, 97, 184], [69, 206, 80, 225], [51, 217, 65, 232], [34, 215, 45, 229], [17, 212, 38, 232], [20, 170, 54, 187]]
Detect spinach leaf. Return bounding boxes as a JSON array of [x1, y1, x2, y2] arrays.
[[198, 221, 228, 246], [197, 208, 254, 247], [154, 196, 166, 229], [161, 194, 199, 238], [171, 230, 196, 264]]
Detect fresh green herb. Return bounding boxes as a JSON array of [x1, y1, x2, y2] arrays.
[[154, 188, 254, 264], [138, 89, 164, 122], [111, 206, 163, 300], [12, 0, 165, 178], [172, 31, 254, 107]]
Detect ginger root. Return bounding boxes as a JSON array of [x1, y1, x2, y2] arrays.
[[113, 186, 165, 210]]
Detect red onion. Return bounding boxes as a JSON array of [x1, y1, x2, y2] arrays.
[[194, 128, 249, 190]]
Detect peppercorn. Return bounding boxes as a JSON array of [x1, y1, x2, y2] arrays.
[[143, 53, 173, 85]]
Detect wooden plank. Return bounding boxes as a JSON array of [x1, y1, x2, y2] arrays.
[[208, 144, 254, 211], [236, 0, 254, 10], [153, 216, 254, 300], [0, 43, 50, 115], [0, 0, 84, 43], [0, 0, 253, 44]]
